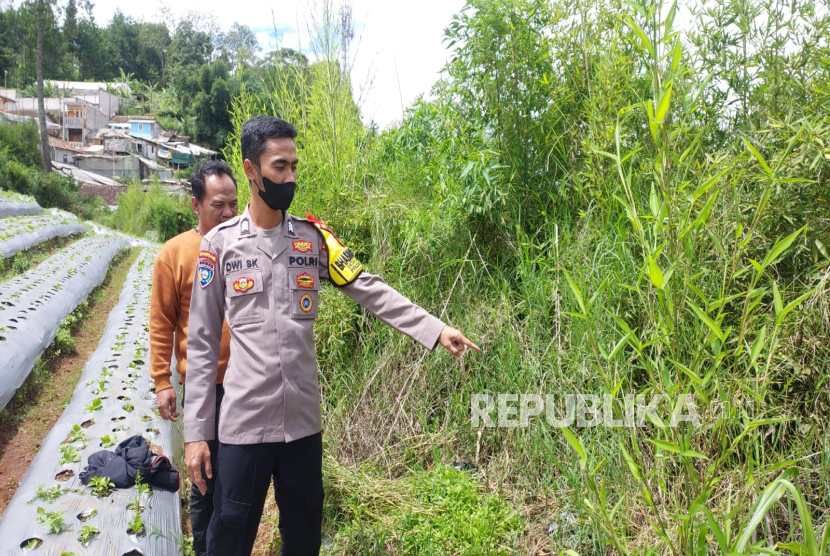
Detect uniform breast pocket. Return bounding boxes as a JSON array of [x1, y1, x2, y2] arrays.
[[225, 269, 265, 326], [289, 268, 320, 319]]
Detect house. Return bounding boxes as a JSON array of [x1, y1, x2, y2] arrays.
[[128, 116, 163, 139], [47, 81, 125, 120], [11, 95, 108, 146], [48, 136, 86, 164], [0, 108, 61, 134]]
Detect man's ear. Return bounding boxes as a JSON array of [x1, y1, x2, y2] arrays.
[[191, 196, 200, 216], [243, 159, 258, 183]]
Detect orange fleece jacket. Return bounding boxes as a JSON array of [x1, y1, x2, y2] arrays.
[[150, 229, 230, 392]]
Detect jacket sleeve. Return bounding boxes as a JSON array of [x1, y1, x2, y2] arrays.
[[319, 244, 445, 350], [149, 251, 178, 393], [184, 238, 224, 443]]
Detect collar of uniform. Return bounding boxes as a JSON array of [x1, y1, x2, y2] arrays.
[[237, 205, 297, 238], [238, 204, 293, 259]]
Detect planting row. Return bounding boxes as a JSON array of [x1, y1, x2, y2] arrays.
[[0, 210, 88, 259], [0, 232, 128, 412], [0, 247, 184, 555], [0, 191, 42, 219]]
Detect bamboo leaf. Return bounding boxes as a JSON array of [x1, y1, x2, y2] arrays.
[[742, 137, 773, 177], [687, 299, 724, 340], [750, 327, 766, 364], [563, 269, 586, 315], [648, 258, 664, 289], [681, 449, 709, 459], [561, 427, 587, 470], [656, 81, 673, 122], [626, 18, 655, 57], [773, 281, 783, 317], [649, 438, 683, 454], [762, 227, 804, 268], [777, 289, 816, 325]]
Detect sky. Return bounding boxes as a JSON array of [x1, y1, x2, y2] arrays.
[[91, 0, 467, 130]]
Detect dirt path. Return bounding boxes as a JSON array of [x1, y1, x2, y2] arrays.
[[0, 247, 140, 515]]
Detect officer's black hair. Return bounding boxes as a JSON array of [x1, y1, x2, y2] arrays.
[[241, 115, 298, 168], [190, 160, 238, 203]]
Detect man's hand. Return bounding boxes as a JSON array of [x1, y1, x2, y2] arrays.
[[156, 387, 180, 422], [185, 441, 212, 496], [438, 326, 481, 357]]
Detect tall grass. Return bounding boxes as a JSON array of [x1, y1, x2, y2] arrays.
[[225, 0, 829, 552]]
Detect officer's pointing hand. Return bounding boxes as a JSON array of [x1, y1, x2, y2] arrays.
[[438, 326, 481, 357], [185, 441, 213, 496]]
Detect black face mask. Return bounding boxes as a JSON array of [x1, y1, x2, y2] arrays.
[[255, 175, 296, 213]]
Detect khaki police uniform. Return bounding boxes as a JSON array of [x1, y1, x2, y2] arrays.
[[184, 205, 446, 445]]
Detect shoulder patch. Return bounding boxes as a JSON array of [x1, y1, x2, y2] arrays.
[[197, 251, 216, 289], [306, 213, 363, 287]]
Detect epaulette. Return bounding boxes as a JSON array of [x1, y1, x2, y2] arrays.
[[204, 216, 241, 242]]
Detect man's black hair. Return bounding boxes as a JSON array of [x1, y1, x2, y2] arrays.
[[241, 115, 298, 167], [190, 160, 238, 203]]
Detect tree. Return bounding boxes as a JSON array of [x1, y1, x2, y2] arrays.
[[35, 0, 53, 173], [218, 23, 260, 71], [62, 0, 78, 78]]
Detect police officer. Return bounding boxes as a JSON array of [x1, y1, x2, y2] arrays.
[[184, 115, 480, 556]]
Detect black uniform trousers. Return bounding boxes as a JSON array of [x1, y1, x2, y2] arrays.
[[182, 384, 225, 556], [206, 431, 324, 556]]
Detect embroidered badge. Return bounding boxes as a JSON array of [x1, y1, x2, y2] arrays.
[[293, 240, 312, 253], [198, 265, 214, 289], [288, 219, 295, 236], [299, 293, 313, 312], [199, 250, 218, 265], [233, 277, 255, 293], [241, 218, 250, 234], [296, 272, 314, 289]]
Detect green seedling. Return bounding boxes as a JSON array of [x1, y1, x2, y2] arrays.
[[66, 424, 89, 446], [84, 397, 103, 413], [93, 380, 107, 395], [123, 403, 134, 412], [100, 435, 116, 448], [59, 445, 80, 464], [36, 507, 66, 534], [88, 476, 115, 498], [27, 484, 65, 504], [127, 512, 145, 535], [77, 525, 99, 543]]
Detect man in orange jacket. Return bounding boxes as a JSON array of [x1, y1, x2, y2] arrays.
[[149, 160, 237, 556]]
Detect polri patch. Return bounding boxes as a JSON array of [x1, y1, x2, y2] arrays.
[[300, 293, 313, 312], [198, 264, 215, 289], [233, 276, 255, 293], [293, 240, 312, 253], [296, 272, 314, 289]]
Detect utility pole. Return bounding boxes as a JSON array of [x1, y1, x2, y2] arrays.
[[338, 1, 353, 78]]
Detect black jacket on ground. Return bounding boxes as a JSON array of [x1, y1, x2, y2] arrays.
[[79, 435, 180, 492]]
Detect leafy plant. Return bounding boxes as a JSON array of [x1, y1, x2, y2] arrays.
[[88, 476, 115, 498], [84, 397, 103, 414], [100, 435, 116, 448], [76, 525, 99, 543], [58, 445, 80, 465], [123, 403, 134, 412], [27, 484, 65, 504], [36, 507, 65, 534], [92, 380, 107, 395], [127, 512, 146, 535]]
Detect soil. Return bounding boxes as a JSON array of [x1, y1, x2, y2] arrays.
[[0, 247, 140, 516]]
